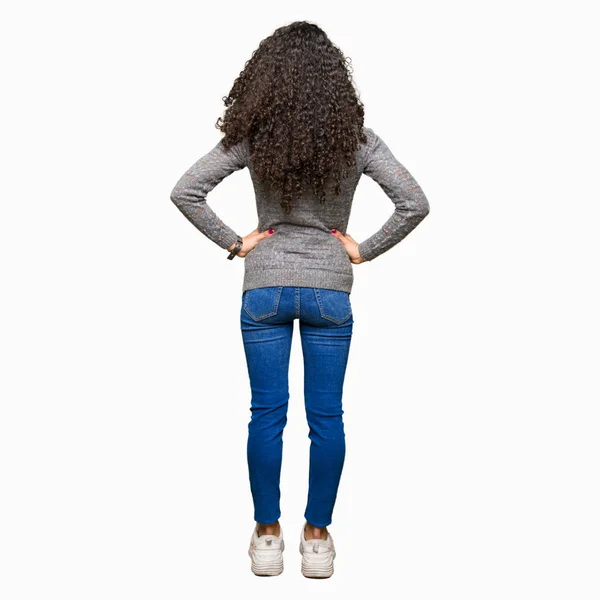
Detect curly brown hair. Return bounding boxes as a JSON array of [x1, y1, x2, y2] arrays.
[[215, 21, 368, 215]]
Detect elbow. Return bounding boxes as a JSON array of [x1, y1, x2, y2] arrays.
[[170, 187, 183, 206], [415, 196, 430, 220], [414, 190, 429, 221], [400, 189, 430, 221]]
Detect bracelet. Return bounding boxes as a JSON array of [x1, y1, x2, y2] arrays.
[[227, 235, 244, 260]]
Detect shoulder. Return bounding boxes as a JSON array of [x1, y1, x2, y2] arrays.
[[360, 126, 383, 168], [217, 136, 249, 169], [361, 126, 383, 154], [362, 126, 377, 142]]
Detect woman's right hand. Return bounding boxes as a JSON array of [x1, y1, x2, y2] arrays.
[[330, 229, 367, 264], [230, 227, 276, 258]]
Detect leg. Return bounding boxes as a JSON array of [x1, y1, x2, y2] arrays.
[[241, 296, 294, 525], [299, 291, 354, 528]]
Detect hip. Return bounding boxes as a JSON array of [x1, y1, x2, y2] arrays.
[[241, 286, 354, 328]]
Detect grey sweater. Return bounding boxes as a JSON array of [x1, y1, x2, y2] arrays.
[[170, 126, 430, 294]]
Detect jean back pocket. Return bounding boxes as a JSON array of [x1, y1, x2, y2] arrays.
[[313, 288, 352, 325], [243, 286, 284, 321]]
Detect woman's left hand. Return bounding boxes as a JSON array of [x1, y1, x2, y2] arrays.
[[228, 227, 275, 258]]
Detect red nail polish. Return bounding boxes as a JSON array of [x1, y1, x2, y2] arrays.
[[268, 229, 274, 234], [331, 229, 337, 233]]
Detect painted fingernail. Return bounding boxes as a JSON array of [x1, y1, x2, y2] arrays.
[[331, 229, 337, 233], [268, 229, 274, 234]]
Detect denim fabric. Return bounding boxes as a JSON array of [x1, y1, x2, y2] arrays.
[[240, 286, 354, 528]]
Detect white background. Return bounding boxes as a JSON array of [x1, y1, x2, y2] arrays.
[[1, 1, 598, 598]]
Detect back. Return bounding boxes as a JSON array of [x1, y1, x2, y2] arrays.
[[170, 126, 430, 294]]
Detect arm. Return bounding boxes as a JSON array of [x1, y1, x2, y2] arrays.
[[169, 138, 247, 251], [357, 129, 430, 262]]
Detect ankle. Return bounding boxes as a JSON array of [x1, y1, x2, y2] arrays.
[[257, 520, 280, 536], [304, 522, 328, 540]]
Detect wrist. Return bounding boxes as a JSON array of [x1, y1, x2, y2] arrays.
[[226, 235, 244, 260], [355, 242, 367, 263], [357, 240, 374, 262]]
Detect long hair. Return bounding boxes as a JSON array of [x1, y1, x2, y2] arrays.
[[216, 21, 368, 215]]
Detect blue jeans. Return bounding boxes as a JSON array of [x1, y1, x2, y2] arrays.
[[240, 286, 354, 528]]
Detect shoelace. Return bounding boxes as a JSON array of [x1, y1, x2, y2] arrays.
[[307, 539, 331, 553], [254, 535, 282, 551]]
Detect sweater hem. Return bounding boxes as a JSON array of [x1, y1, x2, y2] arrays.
[[242, 267, 354, 294]]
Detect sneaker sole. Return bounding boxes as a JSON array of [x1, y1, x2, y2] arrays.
[[299, 541, 335, 578], [248, 539, 285, 576]]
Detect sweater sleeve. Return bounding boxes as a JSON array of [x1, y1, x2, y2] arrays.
[[357, 129, 430, 262], [170, 138, 247, 250]]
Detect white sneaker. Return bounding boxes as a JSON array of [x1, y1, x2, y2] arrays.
[[299, 521, 336, 578], [248, 523, 285, 576]]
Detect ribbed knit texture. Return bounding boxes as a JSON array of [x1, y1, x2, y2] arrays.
[[170, 126, 430, 293]]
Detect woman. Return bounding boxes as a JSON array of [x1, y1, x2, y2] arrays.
[[170, 21, 430, 578]]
